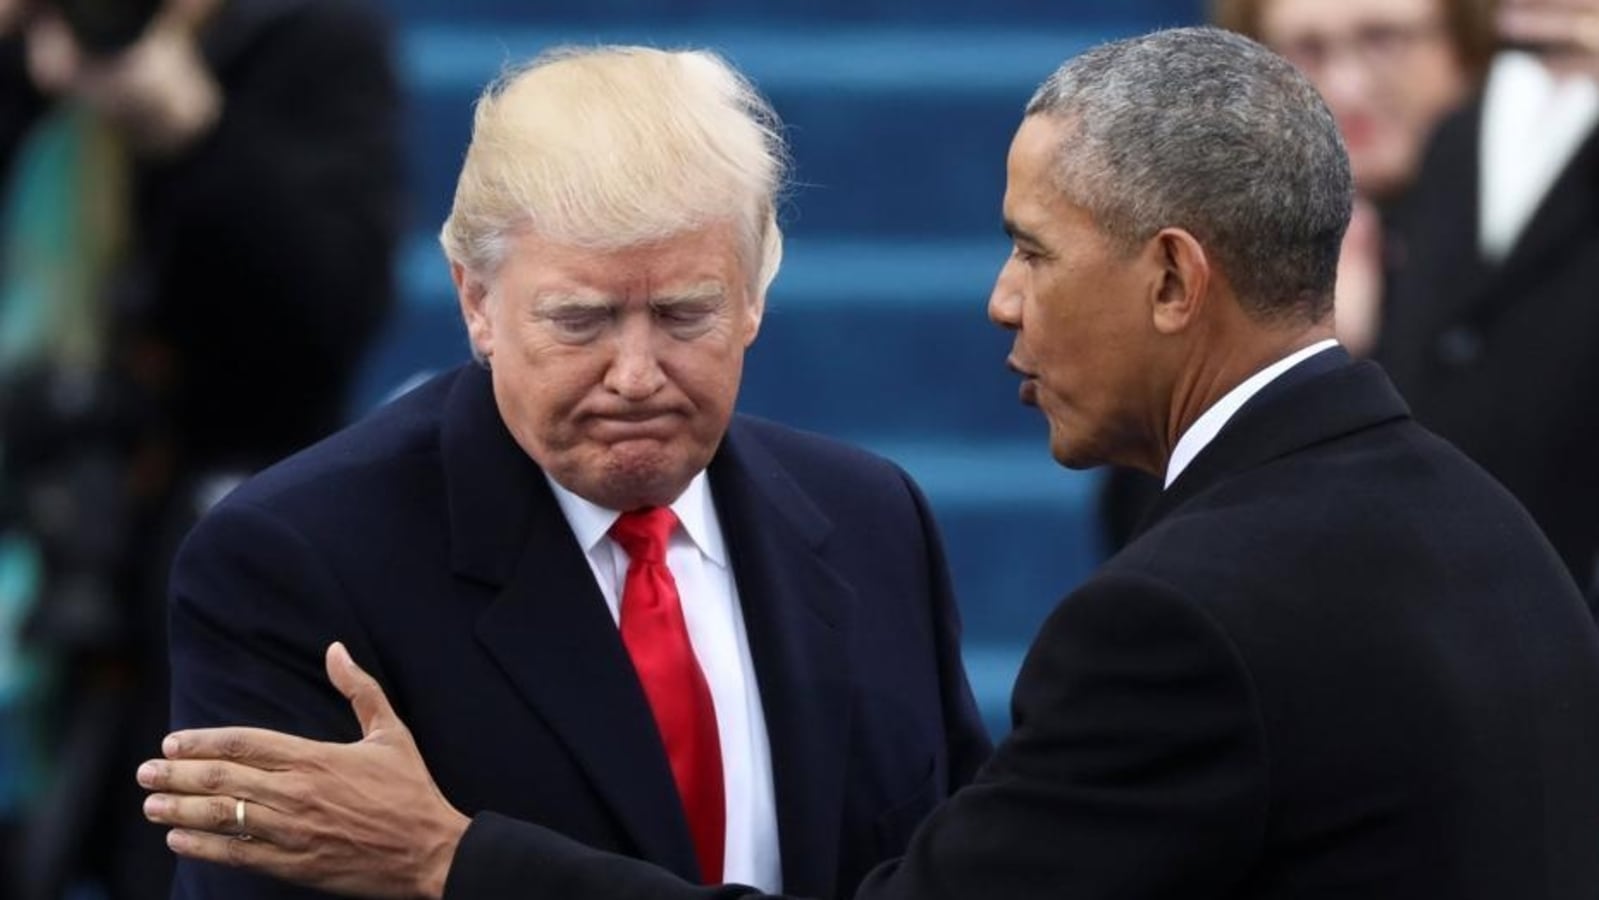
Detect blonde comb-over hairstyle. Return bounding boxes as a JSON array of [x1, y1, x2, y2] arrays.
[[439, 45, 788, 295]]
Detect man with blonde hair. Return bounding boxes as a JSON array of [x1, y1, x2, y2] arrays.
[[152, 45, 988, 899]]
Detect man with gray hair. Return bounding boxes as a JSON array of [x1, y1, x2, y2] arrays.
[[140, 27, 1599, 899], [144, 44, 990, 900]]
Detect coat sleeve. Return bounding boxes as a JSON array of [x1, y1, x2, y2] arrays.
[[168, 499, 383, 900], [441, 570, 1270, 900]]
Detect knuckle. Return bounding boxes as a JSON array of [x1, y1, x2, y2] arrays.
[[199, 764, 229, 793], [281, 775, 315, 811], [223, 835, 253, 868], [277, 824, 310, 853], [219, 733, 252, 762], [209, 797, 235, 830]]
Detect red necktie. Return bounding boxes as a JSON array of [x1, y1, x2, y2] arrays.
[[610, 507, 725, 884]]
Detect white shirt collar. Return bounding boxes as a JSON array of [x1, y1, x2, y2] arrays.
[[1164, 339, 1339, 489], [545, 469, 727, 567], [1480, 53, 1599, 263]]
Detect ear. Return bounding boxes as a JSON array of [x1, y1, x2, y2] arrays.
[[1147, 227, 1210, 336], [451, 260, 495, 360], [741, 286, 766, 348]]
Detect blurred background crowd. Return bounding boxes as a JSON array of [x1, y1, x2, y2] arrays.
[[0, 0, 1593, 897]]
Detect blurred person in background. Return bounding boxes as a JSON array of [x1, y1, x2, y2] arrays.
[[0, 0, 401, 896], [1377, 0, 1599, 600], [1215, 0, 1493, 357], [1100, 0, 1492, 553]]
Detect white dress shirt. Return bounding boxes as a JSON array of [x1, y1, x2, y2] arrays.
[[1165, 339, 1340, 488], [547, 471, 782, 890], [1480, 53, 1599, 262]]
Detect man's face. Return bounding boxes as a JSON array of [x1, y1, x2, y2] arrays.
[[456, 222, 762, 510], [1261, 0, 1467, 198], [989, 115, 1162, 472]]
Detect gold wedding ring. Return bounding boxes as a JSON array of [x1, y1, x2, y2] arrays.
[[235, 798, 253, 841]]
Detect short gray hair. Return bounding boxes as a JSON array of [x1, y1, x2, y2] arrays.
[[1025, 26, 1352, 322]]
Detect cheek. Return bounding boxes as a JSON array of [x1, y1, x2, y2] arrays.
[[662, 343, 746, 416], [496, 351, 598, 426], [1021, 275, 1073, 354]]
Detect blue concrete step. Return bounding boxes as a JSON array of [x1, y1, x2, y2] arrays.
[[882, 440, 1102, 641], [383, 1, 1203, 29]]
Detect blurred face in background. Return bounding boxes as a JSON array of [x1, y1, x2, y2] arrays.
[[1261, 0, 1470, 199]]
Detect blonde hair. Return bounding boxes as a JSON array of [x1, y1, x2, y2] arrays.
[[439, 45, 787, 295]]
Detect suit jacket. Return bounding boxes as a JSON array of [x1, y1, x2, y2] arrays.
[[167, 363, 991, 899], [458, 352, 1599, 899], [1378, 99, 1599, 594]]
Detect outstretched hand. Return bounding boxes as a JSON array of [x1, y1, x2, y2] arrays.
[[1499, 0, 1599, 78], [138, 643, 470, 900]]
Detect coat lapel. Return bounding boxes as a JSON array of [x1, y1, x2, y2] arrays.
[[1137, 355, 1410, 537], [1387, 103, 1490, 330], [440, 365, 701, 881], [1489, 124, 1599, 299], [710, 421, 856, 898], [1413, 103, 1599, 324]]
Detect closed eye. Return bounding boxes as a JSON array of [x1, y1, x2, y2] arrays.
[[656, 304, 714, 324], [543, 307, 611, 341]]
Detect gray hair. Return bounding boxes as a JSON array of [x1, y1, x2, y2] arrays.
[[440, 45, 787, 296], [1025, 26, 1352, 322]]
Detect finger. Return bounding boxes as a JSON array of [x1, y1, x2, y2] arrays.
[[145, 794, 302, 848], [166, 827, 301, 880], [1500, 0, 1599, 11], [1499, 6, 1599, 50], [137, 757, 280, 803], [162, 725, 319, 768], [325, 642, 401, 738], [24, 10, 81, 93]]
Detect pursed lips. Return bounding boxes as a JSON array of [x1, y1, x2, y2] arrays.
[[583, 408, 685, 439], [1007, 356, 1040, 407]]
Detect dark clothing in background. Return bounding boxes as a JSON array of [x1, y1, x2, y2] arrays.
[[0, 1, 402, 896], [0, 0, 402, 473], [426, 352, 1599, 900], [168, 363, 991, 900], [1377, 98, 1599, 597]]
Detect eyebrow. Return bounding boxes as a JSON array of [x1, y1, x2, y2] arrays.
[[1004, 219, 1047, 249], [651, 282, 727, 307], [530, 290, 612, 313]]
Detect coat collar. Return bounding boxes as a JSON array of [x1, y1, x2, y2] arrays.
[[1135, 352, 1409, 539]]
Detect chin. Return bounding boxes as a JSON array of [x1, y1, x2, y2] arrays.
[[601, 450, 702, 508], [1047, 438, 1098, 471]]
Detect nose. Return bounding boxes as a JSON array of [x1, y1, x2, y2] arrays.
[[1316, 54, 1377, 111], [603, 317, 667, 400], [988, 259, 1023, 330]]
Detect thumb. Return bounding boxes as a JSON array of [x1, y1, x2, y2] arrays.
[[326, 641, 402, 739]]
